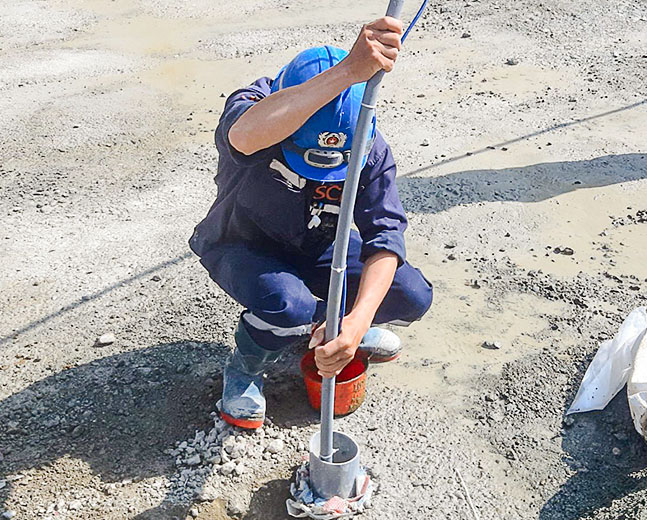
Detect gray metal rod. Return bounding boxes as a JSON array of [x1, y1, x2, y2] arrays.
[[320, 0, 406, 464]]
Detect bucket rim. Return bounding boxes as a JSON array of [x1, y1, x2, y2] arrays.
[[300, 350, 368, 385]]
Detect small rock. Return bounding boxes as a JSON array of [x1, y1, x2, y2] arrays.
[[420, 138, 430, 147], [222, 435, 236, 453], [196, 484, 219, 502], [505, 57, 519, 66], [69, 500, 82, 511], [2, 512, 16, 519], [227, 500, 243, 518], [96, 333, 116, 347], [461, 32, 471, 38], [612, 447, 621, 456], [189, 507, 199, 518], [230, 440, 247, 459], [220, 448, 231, 463], [186, 454, 201, 466], [234, 462, 246, 475], [151, 275, 161, 282], [563, 415, 575, 427], [481, 341, 501, 350], [220, 461, 236, 476], [266, 439, 284, 454], [206, 454, 221, 465]]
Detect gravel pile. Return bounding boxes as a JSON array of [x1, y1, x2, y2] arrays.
[[166, 412, 308, 509]]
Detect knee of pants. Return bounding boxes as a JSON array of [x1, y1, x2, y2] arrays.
[[242, 273, 317, 351], [380, 267, 433, 324], [252, 272, 317, 329]]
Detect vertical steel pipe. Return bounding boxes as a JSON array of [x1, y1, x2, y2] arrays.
[[320, 0, 406, 464]]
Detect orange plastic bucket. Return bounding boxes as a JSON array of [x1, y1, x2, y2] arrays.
[[300, 350, 368, 416]]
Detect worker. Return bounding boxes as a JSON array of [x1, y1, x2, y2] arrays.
[[190, 17, 433, 429]]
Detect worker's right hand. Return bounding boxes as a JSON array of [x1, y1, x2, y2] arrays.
[[308, 314, 369, 379], [343, 17, 403, 83]]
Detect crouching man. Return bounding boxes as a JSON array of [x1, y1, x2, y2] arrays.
[[190, 17, 433, 429]]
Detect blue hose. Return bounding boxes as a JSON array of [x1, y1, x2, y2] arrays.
[[402, 0, 428, 43], [338, 272, 347, 334]]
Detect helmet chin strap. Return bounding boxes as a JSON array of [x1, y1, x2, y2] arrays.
[[282, 133, 376, 171]]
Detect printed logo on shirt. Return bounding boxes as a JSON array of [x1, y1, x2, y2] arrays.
[[312, 184, 343, 203], [308, 181, 343, 230]]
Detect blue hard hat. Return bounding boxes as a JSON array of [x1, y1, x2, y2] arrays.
[[271, 46, 376, 182]]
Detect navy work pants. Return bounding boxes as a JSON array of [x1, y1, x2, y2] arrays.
[[200, 231, 433, 353]]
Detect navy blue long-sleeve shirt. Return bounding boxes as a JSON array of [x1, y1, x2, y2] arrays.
[[190, 77, 408, 265]]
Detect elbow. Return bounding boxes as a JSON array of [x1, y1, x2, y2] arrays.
[[228, 123, 257, 156]]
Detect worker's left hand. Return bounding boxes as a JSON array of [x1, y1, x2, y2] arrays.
[[309, 314, 370, 378]]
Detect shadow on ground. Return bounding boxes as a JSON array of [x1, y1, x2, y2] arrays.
[[0, 341, 315, 519], [401, 100, 646, 178], [398, 153, 647, 214], [540, 390, 647, 519], [0, 252, 193, 346], [244, 477, 293, 520]]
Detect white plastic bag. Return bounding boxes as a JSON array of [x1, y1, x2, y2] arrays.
[[567, 307, 647, 415], [628, 330, 647, 440]]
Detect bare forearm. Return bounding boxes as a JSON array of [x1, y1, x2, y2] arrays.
[[229, 16, 403, 156], [348, 250, 398, 327], [310, 250, 399, 377], [228, 64, 354, 155]]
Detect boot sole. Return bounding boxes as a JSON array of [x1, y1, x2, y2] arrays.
[[220, 410, 264, 430], [367, 351, 401, 363]]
